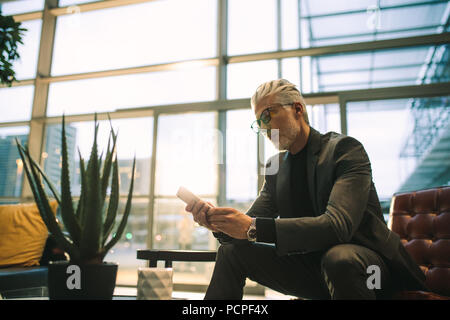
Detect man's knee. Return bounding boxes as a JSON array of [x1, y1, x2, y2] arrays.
[[217, 242, 252, 261], [321, 244, 366, 280]]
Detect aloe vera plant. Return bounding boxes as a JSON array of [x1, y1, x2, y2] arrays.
[[16, 115, 136, 264]]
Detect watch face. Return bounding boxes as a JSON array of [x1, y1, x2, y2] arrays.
[[248, 228, 257, 239]]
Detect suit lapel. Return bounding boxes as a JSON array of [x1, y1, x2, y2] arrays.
[[306, 128, 322, 216], [276, 152, 293, 218]]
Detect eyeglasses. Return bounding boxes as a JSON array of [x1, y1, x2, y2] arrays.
[[250, 104, 292, 134]]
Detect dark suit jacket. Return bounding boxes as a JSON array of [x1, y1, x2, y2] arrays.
[[217, 127, 427, 292]]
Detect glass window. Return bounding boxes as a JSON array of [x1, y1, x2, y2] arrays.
[[47, 66, 216, 116], [0, 126, 29, 197], [307, 104, 341, 134], [104, 197, 149, 286], [43, 117, 152, 286], [281, 0, 299, 50], [155, 112, 218, 197], [12, 19, 42, 80], [300, 0, 448, 47], [0, 0, 44, 15], [347, 96, 450, 201], [348, 99, 412, 199], [423, 44, 449, 83], [43, 117, 153, 197], [228, 0, 277, 56], [154, 111, 218, 286], [300, 0, 368, 17], [153, 197, 217, 251], [153, 198, 217, 287], [0, 85, 34, 122], [227, 60, 278, 99], [226, 109, 258, 202], [303, 45, 449, 93], [395, 95, 450, 192], [348, 99, 412, 200], [52, 0, 217, 75], [281, 58, 301, 91]]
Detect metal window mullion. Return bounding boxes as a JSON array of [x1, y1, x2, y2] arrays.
[[22, 0, 58, 200], [0, 79, 34, 89], [10, 0, 444, 21], [218, 111, 227, 206], [3, 83, 444, 128], [5, 34, 449, 89], [340, 82, 450, 103], [217, 0, 228, 101], [314, 25, 443, 42], [297, 0, 303, 92], [43, 109, 154, 125], [146, 113, 159, 250], [337, 82, 450, 136], [50, 0, 157, 16], [339, 96, 348, 135], [217, 0, 228, 207], [40, 58, 219, 84], [11, 0, 159, 22], [277, 0, 282, 79], [228, 33, 450, 64], [0, 121, 31, 128]]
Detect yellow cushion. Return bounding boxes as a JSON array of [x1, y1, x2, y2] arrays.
[[0, 201, 58, 267]]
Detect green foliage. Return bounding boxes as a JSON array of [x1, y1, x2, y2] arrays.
[[0, 11, 27, 86], [16, 114, 136, 264]]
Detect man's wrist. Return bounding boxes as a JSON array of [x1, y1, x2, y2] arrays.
[[246, 217, 257, 242]]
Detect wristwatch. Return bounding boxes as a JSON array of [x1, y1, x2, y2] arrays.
[[246, 218, 257, 242]]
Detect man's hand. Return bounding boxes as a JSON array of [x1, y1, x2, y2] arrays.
[[207, 207, 252, 240], [185, 200, 219, 232]]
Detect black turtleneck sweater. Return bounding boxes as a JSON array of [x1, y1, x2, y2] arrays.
[[256, 135, 315, 244]]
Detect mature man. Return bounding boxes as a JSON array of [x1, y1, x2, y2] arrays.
[[185, 79, 426, 300]]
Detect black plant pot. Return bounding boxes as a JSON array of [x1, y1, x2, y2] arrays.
[[48, 261, 118, 300]]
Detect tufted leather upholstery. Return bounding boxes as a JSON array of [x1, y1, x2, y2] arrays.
[[388, 186, 450, 298]]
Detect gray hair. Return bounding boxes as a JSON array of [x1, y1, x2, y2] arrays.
[[251, 79, 309, 125]]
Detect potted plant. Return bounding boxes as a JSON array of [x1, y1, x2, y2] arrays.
[[0, 10, 27, 86], [16, 115, 136, 300]]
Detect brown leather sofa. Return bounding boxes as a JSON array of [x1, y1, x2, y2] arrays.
[[388, 186, 450, 299]]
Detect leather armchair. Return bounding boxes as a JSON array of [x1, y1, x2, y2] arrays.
[[388, 186, 450, 299]]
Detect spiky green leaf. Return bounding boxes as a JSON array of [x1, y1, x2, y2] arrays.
[[16, 140, 80, 262], [16, 140, 51, 229], [60, 115, 81, 246], [79, 118, 103, 261], [17, 143, 61, 204], [104, 156, 136, 257], [75, 149, 85, 222], [101, 130, 117, 210], [102, 154, 119, 246]]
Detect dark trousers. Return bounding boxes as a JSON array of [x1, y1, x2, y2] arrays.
[[204, 242, 392, 300]]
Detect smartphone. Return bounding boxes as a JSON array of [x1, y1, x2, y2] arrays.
[[176, 186, 201, 205]]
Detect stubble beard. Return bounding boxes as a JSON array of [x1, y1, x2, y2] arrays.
[[270, 121, 300, 151]]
